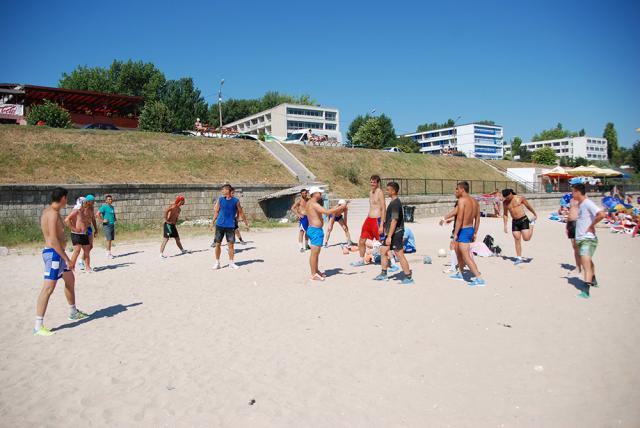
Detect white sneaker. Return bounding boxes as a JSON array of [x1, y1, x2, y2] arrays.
[[181, 249, 188, 254], [160, 254, 167, 259], [212, 261, 221, 270], [107, 253, 113, 259], [78, 260, 85, 270], [229, 262, 240, 270]]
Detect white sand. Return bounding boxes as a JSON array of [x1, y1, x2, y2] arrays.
[[1, 211, 639, 427]]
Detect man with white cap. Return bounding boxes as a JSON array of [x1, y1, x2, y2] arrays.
[[305, 186, 346, 281], [64, 196, 94, 272], [323, 199, 353, 247]]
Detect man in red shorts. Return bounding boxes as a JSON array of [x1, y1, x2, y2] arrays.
[[351, 174, 386, 267]]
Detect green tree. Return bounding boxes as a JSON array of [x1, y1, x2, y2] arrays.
[[26, 100, 72, 128], [630, 141, 640, 173], [347, 114, 372, 143], [138, 101, 175, 132], [532, 123, 582, 141], [519, 148, 532, 162], [476, 120, 496, 126], [352, 118, 385, 149], [613, 147, 631, 166], [376, 114, 397, 147], [416, 118, 455, 132], [58, 66, 112, 93], [573, 157, 589, 167], [603, 122, 618, 161], [578, 128, 586, 136], [160, 78, 208, 131], [396, 136, 420, 153], [531, 147, 557, 165], [511, 137, 523, 159]]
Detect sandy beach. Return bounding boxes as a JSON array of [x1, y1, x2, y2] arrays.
[[1, 210, 639, 427]]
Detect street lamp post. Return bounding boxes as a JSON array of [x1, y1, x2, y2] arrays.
[[217, 79, 224, 137]]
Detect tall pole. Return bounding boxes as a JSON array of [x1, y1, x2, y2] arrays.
[[218, 79, 224, 137]]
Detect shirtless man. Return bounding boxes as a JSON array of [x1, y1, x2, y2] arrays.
[[160, 196, 187, 258], [502, 188, 538, 265], [351, 175, 386, 267], [65, 196, 93, 272], [323, 199, 353, 247], [35, 187, 88, 336], [305, 186, 346, 281], [291, 189, 310, 253], [450, 182, 485, 286]]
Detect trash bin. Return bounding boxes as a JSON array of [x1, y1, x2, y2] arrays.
[[403, 205, 415, 223]]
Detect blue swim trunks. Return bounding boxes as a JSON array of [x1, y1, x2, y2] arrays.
[[307, 226, 324, 247], [42, 247, 70, 281], [299, 215, 309, 232], [87, 226, 93, 237], [457, 226, 474, 243]]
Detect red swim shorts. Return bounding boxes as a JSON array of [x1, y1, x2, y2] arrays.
[[360, 217, 380, 240]]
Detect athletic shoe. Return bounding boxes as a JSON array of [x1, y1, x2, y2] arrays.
[[323, 243, 328, 248], [229, 263, 240, 270], [577, 291, 590, 299], [181, 249, 189, 254], [448, 272, 465, 281], [212, 261, 220, 270], [210, 242, 215, 248], [514, 258, 524, 265], [107, 253, 114, 259], [68, 310, 89, 321], [33, 326, 54, 337], [401, 277, 415, 285], [468, 278, 486, 287], [388, 264, 399, 273], [299, 248, 305, 253], [350, 260, 366, 267], [373, 273, 389, 281], [311, 273, 325, 281], [78, 260, 85, 270], [592, 277, 599, 288], [160, 254, 167, 259]]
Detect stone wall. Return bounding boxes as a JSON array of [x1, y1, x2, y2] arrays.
[[0, 183, 293, 223]]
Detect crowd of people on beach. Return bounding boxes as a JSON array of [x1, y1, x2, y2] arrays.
[[33, 174, 613, 336]]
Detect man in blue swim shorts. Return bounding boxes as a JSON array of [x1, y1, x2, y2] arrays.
[[304, 186, 346, 281], [451, 182, 486, 286], [291, 188, 310, 253], [35, 187, 89, 336]]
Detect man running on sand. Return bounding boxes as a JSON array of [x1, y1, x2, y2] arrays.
[[323, 199, 353, 247], [213, 185, 250, 270], [160, 196, 187, 258], [291, 188, 310, 252], [65, 196, 93, 272], [571, 183, 606, 299], [351, 175, 386, 267], [502, 188, 537, 265], [35, 187, 88, 336], [306, 186, 346, 281], [450, 182, 485, 286], [373, 182, 414, 284]]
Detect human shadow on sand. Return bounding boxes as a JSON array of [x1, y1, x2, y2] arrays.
[[565, 276, 589, 293], [113, 251, 144, 258], [93, 262, 135, 272], [323, 267, 357, 277], [234, 246, 256, 254], [170, 249, 208, 257], [560, 263, 577, 271], [235, 259, 264, 266], [51, 302, 143, 332], [502, 256, 533, 264]]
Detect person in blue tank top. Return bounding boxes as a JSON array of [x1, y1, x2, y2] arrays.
[[212, 184, 250, 270]]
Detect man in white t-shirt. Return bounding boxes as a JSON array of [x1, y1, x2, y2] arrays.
[[571, 183, 605, 299]]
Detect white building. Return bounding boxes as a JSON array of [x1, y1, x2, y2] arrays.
[[403, 123, 504, 159], [224, 103, 341, 143], [506, 136, 608, 161]]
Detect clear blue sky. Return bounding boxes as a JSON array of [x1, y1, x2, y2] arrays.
[[2, 0, 639, 146]]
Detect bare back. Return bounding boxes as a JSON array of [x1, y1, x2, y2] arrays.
[[368, 188, 385, 218], [458, 195, 477, 228], [41, 207, 66, 248], [165, 205, 181, 224]]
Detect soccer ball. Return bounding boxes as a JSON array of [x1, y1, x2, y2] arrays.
[[437, 248, 447, 257], [423, 256, 433, 264]]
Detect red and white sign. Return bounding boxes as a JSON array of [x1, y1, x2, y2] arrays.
[[0, 104, 24, 116]]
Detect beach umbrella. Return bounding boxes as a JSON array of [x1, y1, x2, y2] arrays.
[[568, 165, 597, 176], [595, 168, 623, 177], [543, 166, 573, 178]]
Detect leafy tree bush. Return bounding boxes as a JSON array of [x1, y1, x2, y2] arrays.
[[26, 100, 72, 128], [603, 122, 618, 161], [138, 101, 175, 132], [416, 118, 455, 132], [630, 141, 640, 173], [396, 136, 420, 153], [352, 118, 385, 149], [335, 165, 361, 185], [160, 78, 208, 131], [531, 147, 558, 165], [532, 123, 580, 141], [348, 114, 396, 147]]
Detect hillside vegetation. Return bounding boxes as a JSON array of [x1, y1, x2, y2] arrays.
[[288, 146, 514, 197], [0, 125, 292, 185]]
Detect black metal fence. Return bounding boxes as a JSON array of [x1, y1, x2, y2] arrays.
[[381, 178, 640, 196]]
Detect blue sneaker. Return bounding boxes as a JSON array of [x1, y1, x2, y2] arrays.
[[373, 274, 389, 281], [350, 260, 366, 267], [401, 277, 414, 285], [577, 291, 590, 299], [468, 278, 486, 287], [388, 264, 399, 273], [448, 272, 465, 281]]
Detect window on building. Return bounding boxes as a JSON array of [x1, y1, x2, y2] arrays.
[[325, 123, 337, 130], [325, 111, 337, 121], [287, 108, 324, 118], [287, 120, 324, 130]]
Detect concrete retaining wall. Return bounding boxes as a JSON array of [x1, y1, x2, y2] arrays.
[[0, 183, 293, 223]]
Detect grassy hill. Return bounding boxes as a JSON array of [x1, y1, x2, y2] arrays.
[[288, 145, 514, 197], [0, 125, 292, 185]]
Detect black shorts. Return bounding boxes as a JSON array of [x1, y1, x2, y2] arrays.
[[234, 218, 239, 230], [163, 223, 179, 239], [382, 230, 404, 251], [512, 216, 530, 232], [71, 232, 90, 246], [214, 226, 235, 244], [566, 220, 576, 240]]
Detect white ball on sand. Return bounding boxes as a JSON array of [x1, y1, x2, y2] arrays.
[[437, 248, 447, 257]]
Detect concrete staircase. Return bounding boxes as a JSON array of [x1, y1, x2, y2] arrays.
[[476, 158, 537, 192], [258, 139, 316, 183]]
